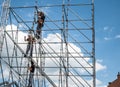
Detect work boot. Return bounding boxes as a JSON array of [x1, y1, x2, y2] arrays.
[[35, 34, 40, 39], [24, 54, 27, 57]]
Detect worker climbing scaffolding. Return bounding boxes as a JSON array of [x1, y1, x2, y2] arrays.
[[24, 33, 36, 57], [28, 60, 35, 87], [36, 11, 45, 39]]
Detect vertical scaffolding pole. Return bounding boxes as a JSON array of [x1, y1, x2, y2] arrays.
[[0, 0, 10, 55], [61, 0, 69, 87], [92, 0, 96, 87], [0, 0, 10, 86]]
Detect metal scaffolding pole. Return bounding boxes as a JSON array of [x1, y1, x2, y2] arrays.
[[0, 0, 95, 87]]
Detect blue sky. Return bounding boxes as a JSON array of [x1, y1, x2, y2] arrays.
[[0, 0, 120, 87], [95, 0, 120, 86]]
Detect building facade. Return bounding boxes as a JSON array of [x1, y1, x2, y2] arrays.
[[108, 72, 120, 87]]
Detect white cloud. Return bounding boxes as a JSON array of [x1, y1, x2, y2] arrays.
[[104, 34, 120, 40], [0, 63, 10, 79], [0, 24, 107, 87], [96, 60, 106, 72], [103, 26, 116, 41], [103, 26, 113, 32], [96, 79, 107, 87], [104, 37, 112, 40], [104, 26, 109, 31], [115, 35, 120, 39]]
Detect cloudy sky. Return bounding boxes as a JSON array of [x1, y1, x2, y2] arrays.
[[0, 0, 120, 87]]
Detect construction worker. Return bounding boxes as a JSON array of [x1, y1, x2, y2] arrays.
[[36, 11, 45, 39], [24, 34, 35, 57], [28, 60, 35, 87]]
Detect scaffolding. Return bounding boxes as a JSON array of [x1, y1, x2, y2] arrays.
[[0, 0, 95, 87]]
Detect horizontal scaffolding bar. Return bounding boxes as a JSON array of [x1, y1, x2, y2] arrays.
[[10, 3, 92, 9], [11, 66, 93, 68]]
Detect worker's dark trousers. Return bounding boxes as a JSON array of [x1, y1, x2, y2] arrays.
[[36, 25, 41, 35], [28, 72, 34, 87], [25, 44, 33, 57], [36, 24, 43, 39]]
